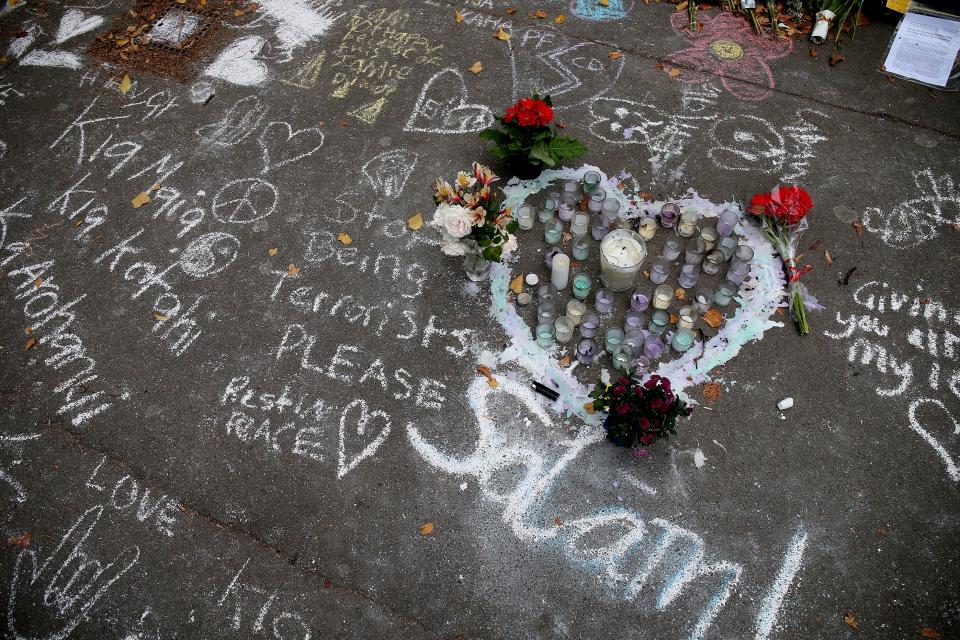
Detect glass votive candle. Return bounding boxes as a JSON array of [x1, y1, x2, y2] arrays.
[[676, 210, 699, 237], [702, 250, 724, 275], [602, 197, 621, 223], [652, 284, 674, 310], [671, 327, 695, 353], [535, 322, 556, 348], [730, 244, 755, 271], [660, 202, 680, 228], [566, 299, 586, 326], [685, 238, 707, 264], [571, 272, 592, 300], [558, 202, 575, 222], [630, 287, 650, 311], [624, 310, 645, 333], [544, 245, 564, 269], [516, 292, 532, 306], [678, 263, 700, 289], [563, 180, 579, 198], [714, 280, 737, 306], [604, 327, 624, 354], [580, 312, 600, 338], [582, 170, 601, 193], [661, 237, 682, 261], [648, 309, 670, 336], [571, 213, 590, 237], [637, 216, 657, 241], [595, 287, 615, 314], [623, 329, 645, 353], [517, 204, 535, 230], [554, 316, 574, 343], [700, 225, 719, 251], [572, 236, 590, 261], [644, 333, 664, 359], [716, 206, 739, 236], [612, 343, 634, 371], [588, 189, 606, 213], [726, 265, 749, 285], [538, 283, 558, 303], [576, 338, 599, 364], [537, 301, 557, 324], [634, 354, 652, 372], [677, 305, 696, 329], [544, 218, 563, 245], [541, 194, 558, 212], [718, 235, 738, 261], [538, 207, 554, 222], [692, 286, 713, 314], [590, 215, 609, 241], [649, 259, 670, 285]]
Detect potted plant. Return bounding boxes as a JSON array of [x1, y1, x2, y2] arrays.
[[590, 372, 691, 457], [431, 162, 519, 281], [480, 95, 586, 180]]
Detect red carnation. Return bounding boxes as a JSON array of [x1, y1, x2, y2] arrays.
[[750, 186, 813, 226], [503, 98, 554, 127]]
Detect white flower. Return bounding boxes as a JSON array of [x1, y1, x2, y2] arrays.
[[441, 239, 469, 256], [441, 207, 474, 239], [455, 171, 477, 189], [501, 233, 518, 256]]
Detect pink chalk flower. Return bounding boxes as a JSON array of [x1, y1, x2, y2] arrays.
[[663, 12, 793, 101]]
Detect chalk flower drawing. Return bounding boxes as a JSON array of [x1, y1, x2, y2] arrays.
[[663, 12, 792, 101]]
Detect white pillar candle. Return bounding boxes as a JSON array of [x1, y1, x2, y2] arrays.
[[599, 229, 647, 292], [638, 216, 657, 241], [551, 254, 570, 291]]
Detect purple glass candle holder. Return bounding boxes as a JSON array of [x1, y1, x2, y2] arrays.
[[660, 203, 680, 228], [624, 310, 645, 333], [576, 338, 599, 364], [644, 333, 664, 359], [579, 312, 601, 338], [649, 259, 670, 284], [595, 287, 615, 314], [630, 287, 651, 312], [661, 238, 682, 261], [678, 263, 700, 289], [545, 245, 564, 269], [716, 207, 739, 236]]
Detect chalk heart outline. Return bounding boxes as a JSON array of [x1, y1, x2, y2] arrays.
[[258, 121, 325, 174], [404, 68, 494, 134], [54, 9, 106, 45], [204, 36, 268, 87], [338, 399, 392, 479]]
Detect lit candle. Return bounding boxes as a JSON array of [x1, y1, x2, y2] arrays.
[[572, 236, 590, 261], [677, 305, 695, 329], [580, 312, 600, 338], [554, 316, 574, 343], [648, 309, 669, 336], [517, 204, 535, 230], [660, 203, 680, 228], [572, 272, 592, 300], [599, 229, 647, 292], [624, 329, 644, 353], [671, 328, 695, 353], [576, 338, 598, 364], [595, 287, 615, 314], [571, 213, 589, 237], [566, 299, 586, 326], [604, 327, 624, 354], [676, 210, 698, 238], [652, 284, 673, 310], [638, 216, 657, 241], [551, 254, 570, 290], [612, 343, 634, 371]]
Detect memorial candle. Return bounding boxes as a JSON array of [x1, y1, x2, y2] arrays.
[[582, 170, 601, 194], [551, 254, 570, 290], [571, 213, 590, 237], [580, 312, 600, 338], [554, 316, 574, 343], [599, 229, 647, 292], [676, 210, 699, 238], [671, 328, 695, 353], [577, 338, 598, 364], [638, 216, 657, 241], [566, 299, 586, 326], [595, 287, 615, 314], [572, 272, 592, 300], [517, 204, 535, 230], [572, 236, 590, 261], [652, 284, 673, 310], [660, 203, 680, 228]]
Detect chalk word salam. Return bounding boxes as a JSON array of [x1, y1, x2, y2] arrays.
[[6, 506, 140, 639], [824, 280, 960, 482], [862, 169, 960, 248], [404, 68, 493, 134]]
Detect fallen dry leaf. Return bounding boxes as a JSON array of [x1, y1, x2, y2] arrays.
[[118, 73, 133, 94], [509, 275, 524, 294], [560, 355, 571, 367], [153, 313, 168, 321], [676, 0, 688, 10], [875, 527, 888, 537], [287, 263, 300, 276], [268, 247, 278, 256], [494, 27, 510, 40], [554, 516, 563, 526], [703, 308, 724, 328], [419, 522, 434, 536], [468, 60, 483, 74], [599, 0, 609, 5], [852, 221, 864, 241], [455, 9, 464, 23], [556, 122, 567, 128], [675, 288, 686, 300], [703, 381, 722, 403], [668, 67, 681, 78], [131, 191, 151, 208], [476, 364, 499, 388], [530, 9, 547, 18], [7, 532, 30, 547], [554, 13, 566, 24], [506, 7, 517, 13], [824, 249, 833, 264], [234, 8, 244, 16], [24, 327, 32, 335], [921, 628, 942, 639], [407, 212, 423, 231], [584, 402, 596, 414], [843, 613, 859, 630], [829, 54, 846, 67], [608, 50, 622, 60], [337, 232, 353, 245], [809, 49, 819, 58], [322, 578, 332, 588], [24, 338, 36, 351], [34, 277, 42, 288]]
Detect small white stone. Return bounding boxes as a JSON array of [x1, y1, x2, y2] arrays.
[[525, 273, 539, 286], [777, 397, 794, 411]]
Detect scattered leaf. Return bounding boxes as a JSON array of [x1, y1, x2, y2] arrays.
[[554, 13, 566, 24], [952, 223, 960, 232], [455, 9, 464, 23], [118, 73, 133, 94], [7, 532, 30, 547], [468, 60, 483, 74], [322, 578, 333, 589], [34, 277, 42, 288], [509, 275, 524, 294], [809, 49, 819, 58], [608, 50, 622, 60], [852, 221, 864, 241], [24, 327, 32, 335], [115, 38, 129, 47], [668, 67, 681, 78], [556, 121, 567, 128], [530, 9, 547, 18], [775, 306, 786, 315], [843, 613, 859, 630], [584, 402, 596, 414], [476, 364, 499, 388], [287, 263, 300, 276], [234, 8, 245, 16], [494, 27, 511, 40], [339, 120, 348, 127], [675, 288, 686, 300], [676, 1, 688, 10], [920, 298, 931, 305], [703, 381, 722, 403], [554, 516, 563, 526], [829, 54, 846, 66], [24, 337, 36, 351], [419, 522, 434, 536], [268, 247, 278, 256], [131, 191, 151, 208], [875, 527, 888, 537], [922, 628, 942, 639], [154, 313, 168, 321], [702, 308, 724, 328], [337, 232, 353, 245], [506, 7, 517, 13], [824, 250, 833, 264], [407, 212, 423, 231], [560, 355, 571, 367], [599, 0, 609, 5]]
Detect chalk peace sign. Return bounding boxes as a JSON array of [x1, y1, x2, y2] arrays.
[[212, 178, 278, 224]]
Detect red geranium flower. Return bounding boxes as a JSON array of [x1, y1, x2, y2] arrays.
[[750, 186, 814, 226], [504, 98, 554, 127]]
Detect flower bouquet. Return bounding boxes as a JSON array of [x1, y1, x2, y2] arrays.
[[590, 372, 690, 457], [479, 95, 586, 179], [748, 185, 818, 335], [432, 162, 518, 280]]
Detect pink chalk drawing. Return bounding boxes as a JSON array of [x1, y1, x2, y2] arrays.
[[662, 12, 793, 101]]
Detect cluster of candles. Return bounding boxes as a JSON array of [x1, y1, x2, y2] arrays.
[[515, 171, 754, 370]]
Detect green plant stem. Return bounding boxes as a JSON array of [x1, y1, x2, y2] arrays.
[[747, 8, 762, 35], [688, 0, 698, 30], [767, 0, 778, 32]]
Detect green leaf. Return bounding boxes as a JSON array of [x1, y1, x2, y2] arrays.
[[528, 141, 556, 167], [550, 135, 587, 160]]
